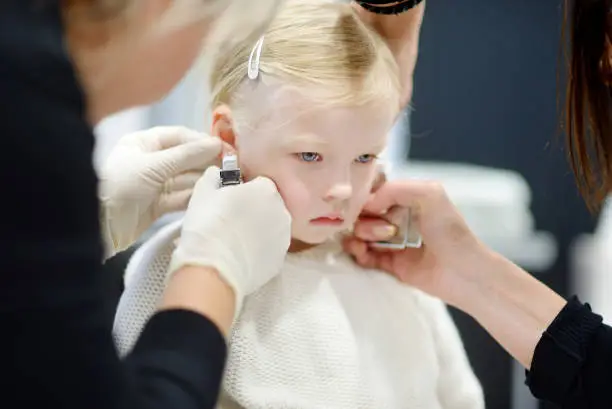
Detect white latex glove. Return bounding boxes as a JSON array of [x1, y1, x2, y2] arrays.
[[169, 166, 292, 314], [99, 126, 222, 259]]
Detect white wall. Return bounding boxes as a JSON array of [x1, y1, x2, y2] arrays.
[[93, 107, 150, 173]]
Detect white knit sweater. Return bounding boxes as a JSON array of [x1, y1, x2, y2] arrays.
[[114, 220, 484, 409]]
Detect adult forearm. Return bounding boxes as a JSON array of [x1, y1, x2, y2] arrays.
[[161, 266, 236, 337], [354, 1, 425, 106], [457, 249, 567, 368]]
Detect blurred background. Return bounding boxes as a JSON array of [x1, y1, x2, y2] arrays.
[[96, 1, 611, 408]]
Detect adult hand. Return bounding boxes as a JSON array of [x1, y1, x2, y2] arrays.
[[346, 179, 569, 371], [99, 126, 223, 258], [343, 179, 493, 308], [169, 166, 292, 315]]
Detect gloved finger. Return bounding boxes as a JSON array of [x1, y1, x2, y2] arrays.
[[242, 176, 288, 204], [191, 166, 222, 198], [158, 189, 193, 214], [120, 126, 205, 151], [159, 166, 221, 213], [176, 140, 231, 173], [245, 175, 282, 195], [153, 138, 223, 176], [243, 176, 292, 221], [153, 126, 211, 150], [164, 171, 203, 193]]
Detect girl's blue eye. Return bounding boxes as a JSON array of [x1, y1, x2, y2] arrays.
[[297, 152, 321, 162], [355, 154, 376, 164]]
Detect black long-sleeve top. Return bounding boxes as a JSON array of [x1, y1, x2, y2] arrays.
[[526, 296, 612, 408], [0, 2, 227, 408]]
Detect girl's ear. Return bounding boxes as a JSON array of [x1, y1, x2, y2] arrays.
[[211, 104, 236, 149]]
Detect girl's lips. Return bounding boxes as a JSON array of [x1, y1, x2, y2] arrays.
[[310, 216, 344, 225]]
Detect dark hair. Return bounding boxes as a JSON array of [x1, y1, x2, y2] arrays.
[[564, 0, 612, 211]]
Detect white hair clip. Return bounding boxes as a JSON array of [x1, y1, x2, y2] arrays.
[[247, 35, 265, 80]]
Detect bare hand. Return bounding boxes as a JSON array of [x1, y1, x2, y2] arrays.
[[343, 179, 491, 307]]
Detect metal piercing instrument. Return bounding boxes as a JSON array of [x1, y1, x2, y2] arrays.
[[219, 154, 243, 187], [371, 207, 423, 250]]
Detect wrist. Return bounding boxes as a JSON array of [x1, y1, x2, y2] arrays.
[[162, 265, 236, 337], [442, 242, 502, 312], [168, 240, 245, 304], [356, 0, 424, 15], [455, 244, 566, 332], [447, 244, 567, 368], [452, 247, 510, 314]]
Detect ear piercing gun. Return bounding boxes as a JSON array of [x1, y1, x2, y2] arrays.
[[220, 154, 242, 187]]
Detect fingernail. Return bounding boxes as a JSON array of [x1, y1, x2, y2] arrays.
[[372, 225, 397, 240]]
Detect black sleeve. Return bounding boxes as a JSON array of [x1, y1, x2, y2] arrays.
[[526, 296, 612, 408], [0, 2, 227, 408]]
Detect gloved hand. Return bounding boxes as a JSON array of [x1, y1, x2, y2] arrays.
[[168, 166, 292, 315], [99, 126, 222, 259]]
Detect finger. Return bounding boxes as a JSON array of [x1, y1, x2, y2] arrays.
[[375, 252, 400, 277], [363, 179, 440, 215], [165, 171, 203, 192], [154, 138, 223, 175], [343, 237, 407, 279], [342, 237, 381, 270], [192, 166, 222, 197], [182, 140, 234, 173], [380, 247, 425, 281], [342, 237, 371, 265], [371, 163, 387, 193], [247, 175, 282, 196], [153, 126, 211, 150], [159, 189, 193, 214], [353, 217, 397, 241]]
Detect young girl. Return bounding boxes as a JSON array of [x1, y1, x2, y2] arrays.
[[114, 1, 485, 408]]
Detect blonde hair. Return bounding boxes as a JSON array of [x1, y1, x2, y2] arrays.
[[209, 0, 401, 129]]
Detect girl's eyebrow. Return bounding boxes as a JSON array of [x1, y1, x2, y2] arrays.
[[277, 132, 386, 154], [279, 133, 329, 148]]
